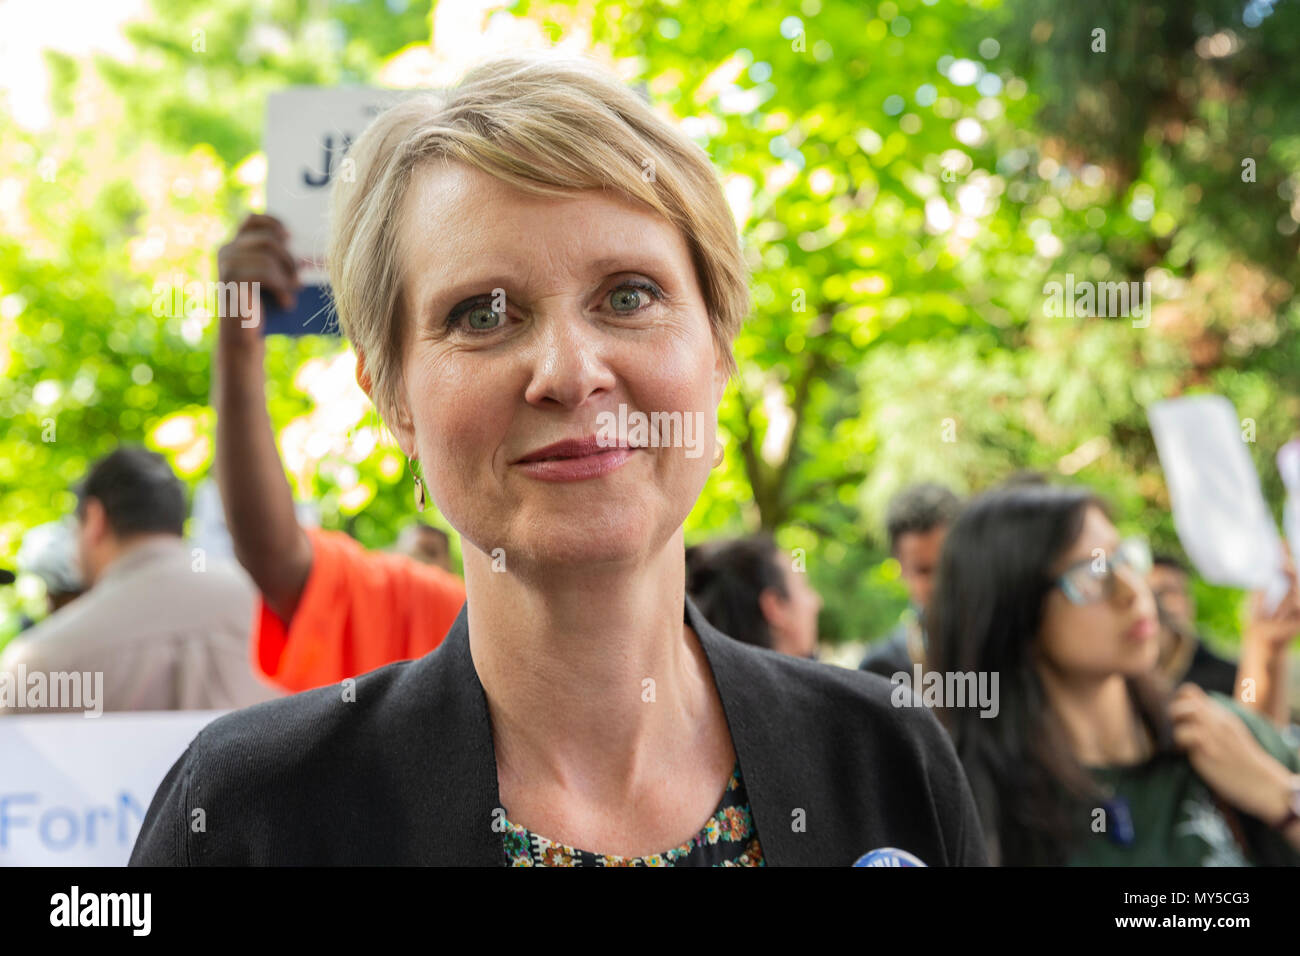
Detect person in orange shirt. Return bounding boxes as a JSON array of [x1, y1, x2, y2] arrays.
[[213, 213, 465, 693]]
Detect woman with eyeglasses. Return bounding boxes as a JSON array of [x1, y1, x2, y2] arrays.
[[927, 482, 1300, 865]]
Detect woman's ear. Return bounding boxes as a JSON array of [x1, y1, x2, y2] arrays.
[[355, 346, 416, 457]]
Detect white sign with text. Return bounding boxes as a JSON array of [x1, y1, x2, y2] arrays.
[[0, 711, 222, 866], [265, 86, 422, 283]]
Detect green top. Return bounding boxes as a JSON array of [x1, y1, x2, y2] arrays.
[[1071, 693, 1300, 866]]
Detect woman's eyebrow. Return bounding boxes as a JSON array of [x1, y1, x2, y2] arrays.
[[583, 253, 674, 276], [417, 273, 514, 324], [432, 274, 517, 304]]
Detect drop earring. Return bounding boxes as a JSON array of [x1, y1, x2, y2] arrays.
[[409, 459, 426, 512]]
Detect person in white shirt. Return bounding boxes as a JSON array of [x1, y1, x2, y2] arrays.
[[0, 446, 281, 714]]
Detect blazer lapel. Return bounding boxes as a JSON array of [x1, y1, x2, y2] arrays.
[[687, 595, 822, 866], [409, 602, 505, 865]]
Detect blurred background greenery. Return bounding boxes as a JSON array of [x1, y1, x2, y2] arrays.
[[2, 0, 1298, 659]]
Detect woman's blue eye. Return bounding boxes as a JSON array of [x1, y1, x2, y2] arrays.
[[611, 289, 639, 311], [465, 306, 503, 330], [611, 285, 648, 312], [609, 280, 664, 313], [446, 301, 503, 331]]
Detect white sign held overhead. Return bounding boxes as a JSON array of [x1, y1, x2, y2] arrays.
[[1277, 439, 1300, 573], [262, 87, 424, 334], [1148, 395, 1288, 607]]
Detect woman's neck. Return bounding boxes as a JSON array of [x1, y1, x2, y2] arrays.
[[1039, 665, 1149, 768], [461, 526, 730, 807]]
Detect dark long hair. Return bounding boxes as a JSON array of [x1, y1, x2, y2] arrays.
[[926, 483, 1172, 866], [685, 534, 788, 650]]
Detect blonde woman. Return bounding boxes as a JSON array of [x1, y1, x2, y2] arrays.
[[132, 51, 985, 867]]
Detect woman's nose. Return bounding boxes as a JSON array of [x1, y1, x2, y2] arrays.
[[522, 313, 617, 408], [1111, 564, 1143, 608]]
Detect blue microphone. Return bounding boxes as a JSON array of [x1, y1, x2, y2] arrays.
[[853, 847, 928, 867]]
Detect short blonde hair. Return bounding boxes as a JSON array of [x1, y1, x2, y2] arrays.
[[327, 50, 751, 425]]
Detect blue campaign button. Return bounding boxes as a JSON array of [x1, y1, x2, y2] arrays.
[[853, 847, 928, 867]]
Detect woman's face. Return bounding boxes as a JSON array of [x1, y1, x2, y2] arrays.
[[382, 160, 728, 571], [1037, 505, 1160, 680]]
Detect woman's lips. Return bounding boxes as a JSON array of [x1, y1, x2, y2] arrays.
[[513, 446, 638, 482]]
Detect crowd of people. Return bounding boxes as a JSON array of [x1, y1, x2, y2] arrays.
[[8, 440, 1297, 867], [4, 50, 1299, 867]]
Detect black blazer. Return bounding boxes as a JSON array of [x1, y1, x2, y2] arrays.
[[130, 596, 988, 866]]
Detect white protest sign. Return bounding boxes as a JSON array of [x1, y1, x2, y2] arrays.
[[0, 711, 222, 866], [265, 87, 421, 284], [1148, 395, 1288, 606]]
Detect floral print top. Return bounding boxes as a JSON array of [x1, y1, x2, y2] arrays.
[[501, 761, 765, 866]]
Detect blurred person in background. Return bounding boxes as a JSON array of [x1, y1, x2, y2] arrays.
[[0, 446, 281, 713], [0, 570, 15, 629], [685, 534, 821, 659], [1150, 552, 1236, 697], [928, 483, 1300, 866], [1151, 551, 1299, 728], [13, 519, 86, 630], [859, 482, 961, 680], [392, 522, 454, 573]]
